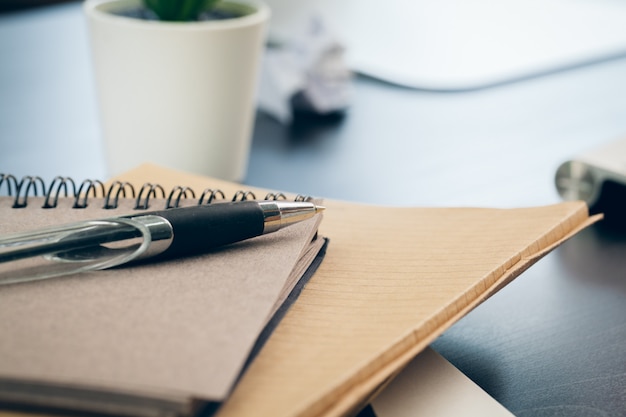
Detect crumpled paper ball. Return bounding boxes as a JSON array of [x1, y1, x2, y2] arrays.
[[257, 16, 352, 124]]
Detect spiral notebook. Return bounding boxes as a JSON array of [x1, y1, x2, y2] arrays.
[[0, 164, 599, 417], [0, 171, 326, 416]]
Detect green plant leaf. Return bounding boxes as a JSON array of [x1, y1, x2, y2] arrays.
[[143, 0, 222, 21], [204, 0, 221, 13]]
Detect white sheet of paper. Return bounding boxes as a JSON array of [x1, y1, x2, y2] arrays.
[[371, 348, 514, 417], [264, 0, 626, 90]]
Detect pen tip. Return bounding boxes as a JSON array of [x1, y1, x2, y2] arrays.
[[316, 205, 326, 213]]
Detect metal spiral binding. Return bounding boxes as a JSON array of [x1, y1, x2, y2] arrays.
[[73, 179, 106, 209], [103, 181, 136, 209], [231, 190, 256, 202], [42, 176, 76, 209], [0, 174, 46, 209], [199, 189, 226, 205], [295, 194, 314, 202], [135, 183, 167, 210], [0, 174, 19, 201], [1, 174, 314, 209]]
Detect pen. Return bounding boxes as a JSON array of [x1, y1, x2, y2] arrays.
[[0, 200, 324, 285]]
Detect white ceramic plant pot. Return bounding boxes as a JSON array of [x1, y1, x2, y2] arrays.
[[84, 0, 269, 181]]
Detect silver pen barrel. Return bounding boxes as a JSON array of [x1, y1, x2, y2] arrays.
[[259, 201, 325, 234]]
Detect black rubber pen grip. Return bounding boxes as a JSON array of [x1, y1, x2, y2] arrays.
[[149, 201, 265, 258]]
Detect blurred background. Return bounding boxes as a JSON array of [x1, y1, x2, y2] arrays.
[[1, 2, 626, 415], [2, 0, 626, 207]]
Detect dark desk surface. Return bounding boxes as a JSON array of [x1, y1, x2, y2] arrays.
[[1, 3, 625, 416]]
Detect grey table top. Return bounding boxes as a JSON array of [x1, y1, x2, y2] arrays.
[[1, 3, 625, 416]]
